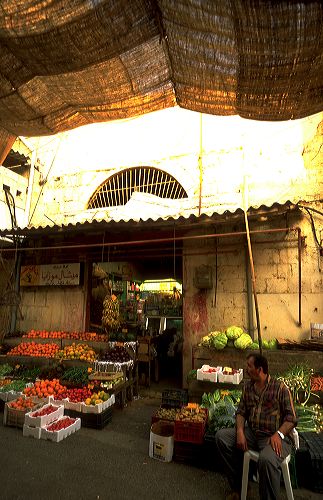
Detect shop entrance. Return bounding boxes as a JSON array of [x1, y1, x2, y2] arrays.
[[89, 254, 183, 388]]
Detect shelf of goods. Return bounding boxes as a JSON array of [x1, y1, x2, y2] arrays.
[[1, 333, 139, 410]]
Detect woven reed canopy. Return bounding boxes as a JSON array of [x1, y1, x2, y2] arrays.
[[0, 0, 322, 138]]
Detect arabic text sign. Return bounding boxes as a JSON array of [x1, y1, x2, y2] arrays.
[[20, 263, 80, 286]]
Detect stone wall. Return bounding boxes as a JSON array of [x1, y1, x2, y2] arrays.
[[182, 207, 323, 383], [16, 287, 86, 333]]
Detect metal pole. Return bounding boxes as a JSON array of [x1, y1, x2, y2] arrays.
[[0, 226, 302, 253]]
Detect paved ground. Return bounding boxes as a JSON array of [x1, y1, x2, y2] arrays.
[[0, 394, 321, 500]]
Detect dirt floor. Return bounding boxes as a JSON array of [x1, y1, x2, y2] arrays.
[[0, 392, 321, 500]]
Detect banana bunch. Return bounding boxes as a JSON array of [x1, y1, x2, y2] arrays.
[[102, 293, 121, 332]]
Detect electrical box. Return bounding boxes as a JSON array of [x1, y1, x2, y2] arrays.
[[193, 265, 213, 289]]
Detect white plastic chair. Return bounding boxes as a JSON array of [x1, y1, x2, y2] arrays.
[[241, 429, 299, 500]]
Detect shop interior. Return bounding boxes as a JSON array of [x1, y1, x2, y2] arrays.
[[89, 250, 183, 387]]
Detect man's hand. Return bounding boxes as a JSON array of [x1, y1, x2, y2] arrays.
[[236, 429, 248, 451], [270, 432, 282, 457]]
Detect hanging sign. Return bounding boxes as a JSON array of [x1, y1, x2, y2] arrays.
[[20, 263, 80, 286]]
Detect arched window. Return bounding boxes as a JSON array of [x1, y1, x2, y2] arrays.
[[88, 166, 188, 209]]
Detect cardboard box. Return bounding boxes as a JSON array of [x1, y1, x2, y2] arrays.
[[149, 421, 174, 462]]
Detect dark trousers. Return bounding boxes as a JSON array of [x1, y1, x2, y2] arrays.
[[215, 427, 292, 500]]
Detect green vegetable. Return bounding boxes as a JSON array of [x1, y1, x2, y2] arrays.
[[211, 332, 228, 350], [0, 364, 13, 377], [249, 342, 259, 350], [234, 333, 253, 350], [277, 363, 318, 405], [295, 404, 323, 433], [186, 369, 197, 383], [201, 389, 242, 435], [62, 366, 89, 384], [268, 338, 278, 349], [225, 326, 244, 340], [0, 379, 26, 393], [201, 331, 223, 347]]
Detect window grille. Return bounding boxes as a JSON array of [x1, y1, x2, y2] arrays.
[[88, 166, 188, 209]]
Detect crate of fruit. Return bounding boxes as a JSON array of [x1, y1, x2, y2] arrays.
[[24, 403, 64, 428], [174, 405, 208, 444], [197, 365, 222, 383], [162, 389, 189, 408], [151, 406, 180, 425], [41, 416, 81, 443], [4, 397, 41, 428], [217, 367, 243, 385]]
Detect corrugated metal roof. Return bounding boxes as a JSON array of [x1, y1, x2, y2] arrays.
[[0, 201, 299, 238]]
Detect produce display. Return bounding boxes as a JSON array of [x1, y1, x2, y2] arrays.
[[199, 325, 278, 351], [0, 363, 14, 377], [225, 326, 244, 340], [60, 366, 89, 385], [84, 390, 111, 406], [277, 364, 316, 405], [7, 342, 59, 358], [23, 330, 108, 341], [153, 407, 179, 421], [46, 416, 77, 432], [176, 404, 207, 423], [295, 404, 323, 433], [8, 396, 35, 410], [311, 376, 323, 392], [102, 294, 121, 332], [30, 405, 60, 417], [222, 367, 240, 375], [234, 333, 253, 350], [100, 346, 131, 363], [55, 343, 97, 362], [0, 379, 26, 393], [58, 387, 92, 402], [201, 389, 241, 435], [23, 379, 67, 399]]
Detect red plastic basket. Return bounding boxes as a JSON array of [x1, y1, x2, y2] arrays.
[[174, 408, 208, 444]]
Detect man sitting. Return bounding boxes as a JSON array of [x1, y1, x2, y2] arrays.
[[216, 353, 297, 500]]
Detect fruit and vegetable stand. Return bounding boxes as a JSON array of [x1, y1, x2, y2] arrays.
[[0, 331, 140, 431]]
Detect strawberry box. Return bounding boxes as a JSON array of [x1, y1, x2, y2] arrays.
[[41, 416, 81, 443], [217, 368, 243, 385], [197, 365, 221, 383], [24, 403, 64, 428]]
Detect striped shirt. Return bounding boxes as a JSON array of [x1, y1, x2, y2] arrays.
[[236, 375, 297, 436]]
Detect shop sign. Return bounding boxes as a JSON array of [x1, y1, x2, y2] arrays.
[[20, 263, 80, 286]]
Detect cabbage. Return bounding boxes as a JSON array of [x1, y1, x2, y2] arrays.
[[234, 333, 253, 349], [211, 332, 228, 350], [262, 339, 270, 349], [226, 326, 244, 340], [200, 331, 222, 347], [249, 342, 259, 350], [268, 338, 278, 349]]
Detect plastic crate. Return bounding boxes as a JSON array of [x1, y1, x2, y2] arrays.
[[161, 389, 188, 408], [174, 409, 208, 444], [65, 405, 113, 430], [299, 432, 323, 493], [173, 441, 204, 465]]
